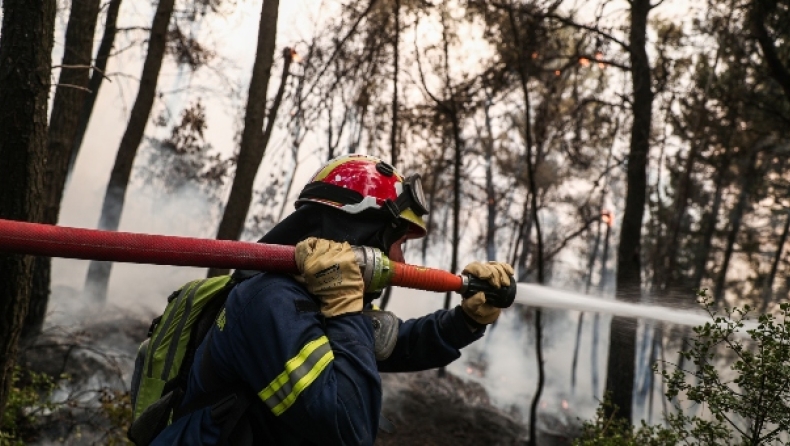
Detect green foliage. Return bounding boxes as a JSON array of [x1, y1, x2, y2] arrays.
[[0, 365, 133, 445], [0, 366, 58, 446], [574, 394, 678, 445], [97, 388, 133, 446], [579, 289, 790, 445], [660, 289, 790, 445]]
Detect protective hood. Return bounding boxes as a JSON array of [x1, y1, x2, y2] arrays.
[[232, 203, 403, 289]]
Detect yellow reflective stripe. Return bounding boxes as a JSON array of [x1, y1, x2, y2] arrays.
[[258, 336, 335, 416]]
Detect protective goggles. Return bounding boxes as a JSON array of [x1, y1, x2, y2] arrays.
[[393, 174, 429, 217]]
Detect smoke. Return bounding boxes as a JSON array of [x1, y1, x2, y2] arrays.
[[51, 181, 217, 323]]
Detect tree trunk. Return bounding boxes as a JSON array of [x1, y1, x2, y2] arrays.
[[605, 0, 653, 423], [0, 0, 56, 420], [571, 217, 603, 393], [761, 207, 790, 310], [390, 0, 400, 167], [692, 148, 732, 290], [24, 0, 102, 341], [441, 7, 463, 312], [208, 0, 280, 278], [713, 148, 760, 304], [484, 94, 497, 262], [67, 0, 123, 181], [84, 0, 176, 303]]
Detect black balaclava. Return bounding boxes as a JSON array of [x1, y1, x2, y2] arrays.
[[233, 203, 409, 302]]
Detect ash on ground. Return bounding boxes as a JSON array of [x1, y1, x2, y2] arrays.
[[377, 369, 580, 445]]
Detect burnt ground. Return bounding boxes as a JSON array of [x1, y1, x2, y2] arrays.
[[377, 370, 528, 445], [18, 313, 579, 445]]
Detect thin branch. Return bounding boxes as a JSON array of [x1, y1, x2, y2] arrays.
[[53, 83, 93, 93]]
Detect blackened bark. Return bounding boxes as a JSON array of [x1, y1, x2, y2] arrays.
[[25, 0, 102, 340], [605, 0, 653, 423], [208, 0, 281, 277], [85, 0, 176, 303], [0, 0, 56, 419], [67, 0, 123, 180]]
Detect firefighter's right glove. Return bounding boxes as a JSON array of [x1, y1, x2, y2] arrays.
[[295, 237, 365, 318], [460, 261, 514, 326]]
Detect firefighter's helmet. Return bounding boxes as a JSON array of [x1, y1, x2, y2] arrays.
[[296, 154, 428, 239]]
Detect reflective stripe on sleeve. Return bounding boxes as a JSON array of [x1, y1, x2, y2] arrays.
[[259, 336, 334, 416]]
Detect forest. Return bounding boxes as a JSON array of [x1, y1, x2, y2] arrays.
[[1, 0, 790, 444]]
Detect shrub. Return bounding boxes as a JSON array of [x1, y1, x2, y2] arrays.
[[577, 290, 790, 445]]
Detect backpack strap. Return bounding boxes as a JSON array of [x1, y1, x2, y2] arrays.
[[170, 273, 260, 445]]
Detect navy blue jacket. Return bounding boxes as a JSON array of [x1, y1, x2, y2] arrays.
[[152, 272, 484, 445]]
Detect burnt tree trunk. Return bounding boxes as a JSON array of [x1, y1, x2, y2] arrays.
[[440, 8, 463, 313], [0, 0, 56, 419], [67, 0, 123, 180], [484, 94, 497, 262], [605, 0, 653, 423], [85, 0, 176, 303], [504, 7, 545, 445], [25, 0, 102, 340], [208, 0, 280, 278]]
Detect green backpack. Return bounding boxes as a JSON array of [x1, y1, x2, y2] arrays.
[[127, 275, 253, 445]]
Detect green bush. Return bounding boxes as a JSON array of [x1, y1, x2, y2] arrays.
[[577, 290, 790, 445], [0, 366, 58, 446]]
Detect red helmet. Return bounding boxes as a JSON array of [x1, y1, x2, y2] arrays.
[[296, 154, 428, 239]]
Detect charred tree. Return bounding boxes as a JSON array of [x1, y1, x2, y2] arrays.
[[605, 0, 654, 423], [484, 94, 497, 262], [67, 0, 124, 180], [504, 6, 546, 445], [0, 0, 56, 419], [208, 0, 281, 277], [85, 0, 176, 303], [24, 0, 102, 340]]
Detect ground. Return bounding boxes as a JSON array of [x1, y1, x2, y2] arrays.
[[17, 312, 580, 445]]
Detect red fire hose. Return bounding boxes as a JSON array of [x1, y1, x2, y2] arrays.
[[0, 218, 463, 293]]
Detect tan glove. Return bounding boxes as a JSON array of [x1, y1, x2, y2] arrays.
[[460, 261, 514, 325], [295, 237, 364, 318]]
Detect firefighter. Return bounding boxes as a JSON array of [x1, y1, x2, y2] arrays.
[[152, 154, 513, 445]]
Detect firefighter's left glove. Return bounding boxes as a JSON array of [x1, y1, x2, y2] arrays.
[[295, 237, 365, 318], [460, 261, 514, 326]]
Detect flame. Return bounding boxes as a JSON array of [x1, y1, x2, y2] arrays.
[[579, 57, 590, 67], [290, 48, 302, 63], [601, 210, 614, 227], [554, 70, 561, 76], [561, 399, 569, 410], [595, 51, 605, 69], [531, 52, 539, 59]]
